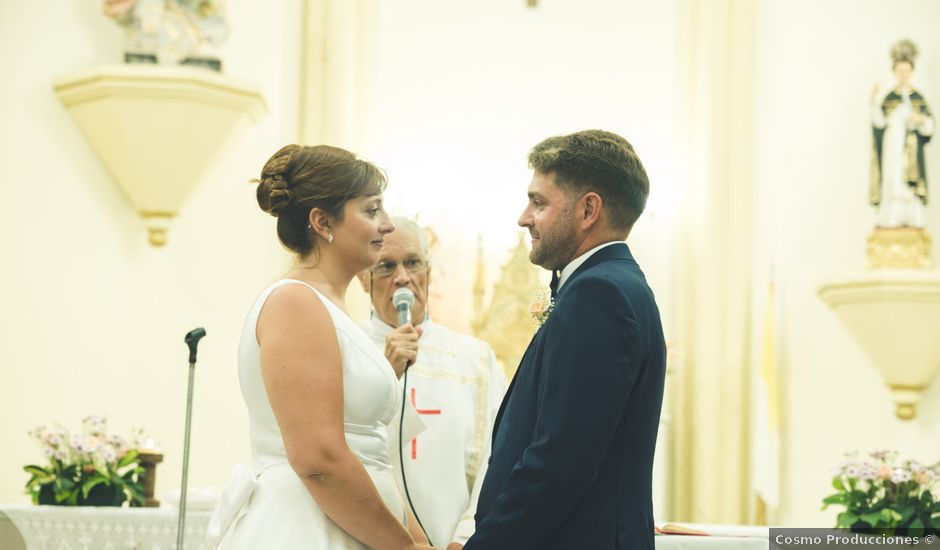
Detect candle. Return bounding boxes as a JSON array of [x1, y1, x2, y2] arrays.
[[137, 443, 163, 507]]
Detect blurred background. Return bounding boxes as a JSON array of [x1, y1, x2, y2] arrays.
[[1, 0, 938, 528]]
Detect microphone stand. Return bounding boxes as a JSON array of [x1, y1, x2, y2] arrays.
[[177, 327, 206, 550]]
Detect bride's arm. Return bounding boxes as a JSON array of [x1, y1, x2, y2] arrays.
[[402, 496, 430, 544], [258, 284, 432, 550]]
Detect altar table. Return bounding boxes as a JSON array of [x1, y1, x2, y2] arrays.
[[657, 523, 769, 550], [0, 504, 211, 550], [1, 505, 769, 550]]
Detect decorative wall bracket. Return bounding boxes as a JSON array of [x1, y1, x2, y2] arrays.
[[53, 65, 267, 245], [818, 271, 940, 419]]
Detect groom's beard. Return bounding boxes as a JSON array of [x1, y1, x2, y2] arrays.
[[529, 208, 579, 271]]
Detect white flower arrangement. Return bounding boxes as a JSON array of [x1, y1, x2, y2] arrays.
[[823, 450, 940, 533], [529, 288, 555, 327], [24, 416, 147, 506]]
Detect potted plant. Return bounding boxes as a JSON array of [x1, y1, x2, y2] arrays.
[[23, 416, 146, 507], [823, 450, 940, 534]]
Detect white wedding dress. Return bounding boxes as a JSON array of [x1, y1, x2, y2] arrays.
[[207, 279, 408, 549]]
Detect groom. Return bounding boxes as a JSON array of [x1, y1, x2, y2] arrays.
[[459, 130, 666, 550]]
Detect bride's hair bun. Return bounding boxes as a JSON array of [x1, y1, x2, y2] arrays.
[[256, 173, 294, 216], [251, 144, 388, 256], [254, 145, 300, 216]]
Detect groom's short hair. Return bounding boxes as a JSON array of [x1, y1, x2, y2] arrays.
[[528, 129, 649, 231]]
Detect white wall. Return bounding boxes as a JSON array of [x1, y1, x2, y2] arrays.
[[0, 0, 303, 502], [4, 0, 939, 529], [361, 0, 680, 334], [752, 0, 940, 526], [0, 0, 681, 509]]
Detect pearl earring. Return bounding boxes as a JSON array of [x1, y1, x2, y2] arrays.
[[328, 234, 334, 243]]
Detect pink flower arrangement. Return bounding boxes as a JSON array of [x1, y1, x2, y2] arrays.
[[823, 450, 940, 533], [24, 416, 147, 506]]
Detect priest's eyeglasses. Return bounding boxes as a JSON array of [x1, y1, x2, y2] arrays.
[[372, 258, 428, 278]]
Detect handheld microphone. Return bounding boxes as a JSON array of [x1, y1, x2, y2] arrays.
[[392, 288, 415, 327]]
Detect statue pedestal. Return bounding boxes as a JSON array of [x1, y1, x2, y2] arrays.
[[867, 227, 932, 269], [818, 269, 940, 419], [53, 65, 266, 245]]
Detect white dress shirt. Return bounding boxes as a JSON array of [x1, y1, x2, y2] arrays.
[[557, 241, 622, 292]]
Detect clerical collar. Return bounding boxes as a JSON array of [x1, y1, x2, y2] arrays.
[[557, 241, 622, 292]]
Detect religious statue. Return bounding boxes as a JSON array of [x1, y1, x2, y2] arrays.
[[102, 0, 229, 71], [870, 39, 933, 228], [866, 39, 934, 269]]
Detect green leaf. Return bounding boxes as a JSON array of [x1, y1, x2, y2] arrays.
[[117, 476, 146, 505], [24, 472, 55, 487], [837, 512, 860, 528], [930, 515, 940, 530], [81, 477, 108, 499], [832, 477, 846, 491], [117, 449, 139, 469], [886, 509, 902, 525], [23, 465, 50, 476], [894, 506, 914, 522], [862, 511, 885, 526], [823, 494, 848, 506]]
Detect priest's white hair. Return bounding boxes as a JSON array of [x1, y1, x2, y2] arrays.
[[391, 216, 430, 260]]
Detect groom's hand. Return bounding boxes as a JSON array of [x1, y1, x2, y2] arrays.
[[384, 324, 423, 378], [446, 543, 464, 550]]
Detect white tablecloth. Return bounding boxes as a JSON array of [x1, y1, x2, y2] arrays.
[[0, 504, 211, 550], [0, 506, 769, 550], [657, 523, 770, 550], [657, 536, 769, 549]]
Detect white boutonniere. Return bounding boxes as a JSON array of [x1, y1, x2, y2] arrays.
[[529, 289, 555, 327]]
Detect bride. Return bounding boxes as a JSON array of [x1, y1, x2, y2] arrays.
[[208, 144, 437, 550]]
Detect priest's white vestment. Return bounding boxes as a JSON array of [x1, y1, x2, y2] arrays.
[[363, 316, 508, 546]]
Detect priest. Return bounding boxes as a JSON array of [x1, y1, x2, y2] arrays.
[[357, 218, 507, 549]]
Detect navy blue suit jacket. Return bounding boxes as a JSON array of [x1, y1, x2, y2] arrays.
[[464, 243, 666, 550]]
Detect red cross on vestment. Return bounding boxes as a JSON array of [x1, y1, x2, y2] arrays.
[[410, 387, 441, 459]]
